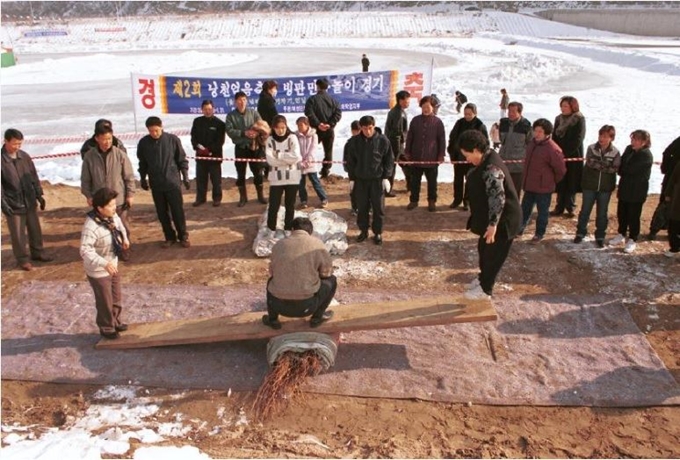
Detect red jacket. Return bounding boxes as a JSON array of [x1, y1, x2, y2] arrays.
[[522, 137, 566, 193]]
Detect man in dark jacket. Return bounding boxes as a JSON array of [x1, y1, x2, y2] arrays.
[[649, 134, 680, 239], [458, 130, 521, 300], [361, 54, 370, 72], [304, 78, 342, 178], [1, 128, 53, 271], [137, 116, 191, 248], [191, 99, 226, 207], [346, 116, 394, 245], [383, 90, 410, 196], [80, 119, 126, 159], [454, 90, 468, 113]]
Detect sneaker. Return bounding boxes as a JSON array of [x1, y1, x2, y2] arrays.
[[663, 250, 680, 258], [573, 236, 584, 244], [624, 239, 637, 254], [466, 278, 480, 290], [596, 239, 605, 248], [261, 314, 282, 330], [320, 200, 328, 208], [609, 234, 626, 246], [464, 284, 491, 300], [530, 235, 542, 244], [310, 311, 334, 328]]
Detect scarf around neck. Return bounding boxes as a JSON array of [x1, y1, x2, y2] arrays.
[[87, 210, 125, 257], [554, 112, 583, 138]]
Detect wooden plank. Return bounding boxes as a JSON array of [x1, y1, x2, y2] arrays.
[[95, 295, 496, 350]]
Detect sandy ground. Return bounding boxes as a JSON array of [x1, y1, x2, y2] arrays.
[[2, 176, 679, 458]]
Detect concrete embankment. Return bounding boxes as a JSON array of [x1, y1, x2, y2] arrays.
[[536, 9, 680, 37]]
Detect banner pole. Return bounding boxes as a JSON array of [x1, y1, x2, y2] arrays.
[[130, 73, 138, 134]]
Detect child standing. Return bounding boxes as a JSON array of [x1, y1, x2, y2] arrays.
[[295, 116, 328, 209], [609, 130, 653, 253], [266, 115, 302, 232]]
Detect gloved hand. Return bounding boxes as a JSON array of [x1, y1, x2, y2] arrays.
[[181, 171, 190, 190], [349, 181, 354, 193], [37, 196, 46, 211], [382, 179, 391, 194], [140, 178, 149, 191], [1, 202, 14, 216]]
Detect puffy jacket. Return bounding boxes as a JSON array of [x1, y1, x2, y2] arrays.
[[404, 114, 446, 168], [266, 132, 302, 186], [225, 108, 262, 148], [346, 132, 394, 181], [617, 145, 653, 203], [499, 116, 532, 174], [581, 142, 620, 193], [137, 132, 188, 192], [1, 147, 43, 215], [190, 115, 226, 157], [80, 213, 127, 278], [295, 128, 320, 174], [81, 146, 135, 207], [522, 137, 566, 194], [447, 117, 489, 162], [304, 90, 342, 129]]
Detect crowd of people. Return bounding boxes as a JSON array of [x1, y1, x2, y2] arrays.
[[3, 81, 680, 336]]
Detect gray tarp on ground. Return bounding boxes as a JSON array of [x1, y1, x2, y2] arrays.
[[2, 281, 679, 406]]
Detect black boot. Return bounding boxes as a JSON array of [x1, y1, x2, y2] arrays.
[[238, 186, 247, 207], [256, 185, 268, 204]]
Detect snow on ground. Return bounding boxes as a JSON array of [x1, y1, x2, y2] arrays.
[[1, 7, 680, 458]]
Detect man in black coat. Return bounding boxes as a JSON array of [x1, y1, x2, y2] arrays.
[[137, 116, 191, 248], [384, 90, 410, 195], [361, 54, 370, 72], [458, 130, 521, 300], [1, 128, 53, 271], [80, 119, 127, 159], [346, 116, 394, 245], [455, 90, 468, 113], [650, 134, 680, 239], [304, 78, 342, 178], [190, 100, 226, 207]]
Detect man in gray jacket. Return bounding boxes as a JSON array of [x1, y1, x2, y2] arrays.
[[81, 124, 135, 251], [499, 101, 532, 199]]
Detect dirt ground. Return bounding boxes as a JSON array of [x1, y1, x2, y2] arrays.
[[2, 177, 679, 458]]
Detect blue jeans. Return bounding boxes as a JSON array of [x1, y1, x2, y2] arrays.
[[576, 190, 612, 241], [520, 191, 551, 237], [299, 173, 327, 203]]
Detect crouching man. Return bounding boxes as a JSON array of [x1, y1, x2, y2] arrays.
[[262, 217, 337, 329]]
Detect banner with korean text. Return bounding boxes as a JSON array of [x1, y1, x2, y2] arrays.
[[131, 68, 431, 128]]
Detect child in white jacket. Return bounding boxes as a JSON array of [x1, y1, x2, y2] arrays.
[[266, 115, 302, 231], [295, 116, 328, 208]]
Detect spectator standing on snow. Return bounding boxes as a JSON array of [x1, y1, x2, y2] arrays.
[[574, 125, 620, 248], [361, 54, 370, 72], [137, 116, 191, 249], [190, 99, 226, 207], [80, 187, 130, 340], [265, 115, 302, 234], [447, 103, 488, 211], [458, 130, 521, 300], [499, 88, 509, 119], [551, 96, 586, 218], [80, 119, 127, 159], [81, 123, 135, 259], [384, 90, 410, 195], [663, 161, 680, 258], [609, 130, 653, 254], [346, 115, 394, 246], [649, 134, 680, 240], [226, 91, 268, 207], [295, 116, 328, 209], [519, 119, 566, 245], [454, 90, 468, 114], [304, 78, 342, 179], [499, 101, 532, 200], [404, 95, 446, 212], [1, 128, 53, 271]]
